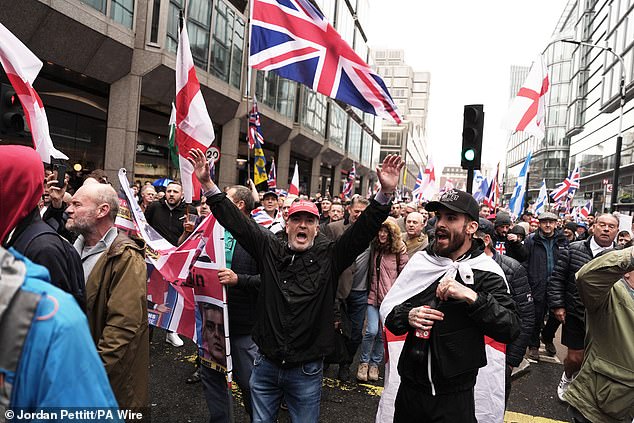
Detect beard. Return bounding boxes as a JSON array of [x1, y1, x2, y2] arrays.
[[65, 210, 97, 236], [432, 228, 467, 257]]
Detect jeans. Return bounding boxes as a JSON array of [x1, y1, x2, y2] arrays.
[[230, 335, 258, 420], [359, 305, 383, 365], [201, 365, 233, 423], [342, 290, 368, 365], [250, 354, 323, 423], [529, 299, 546, 348]]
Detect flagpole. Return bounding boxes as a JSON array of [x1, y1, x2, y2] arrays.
[[245, 0, 252, 184]]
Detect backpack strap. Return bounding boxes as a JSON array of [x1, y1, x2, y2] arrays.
[[0, 250, 40, 410]]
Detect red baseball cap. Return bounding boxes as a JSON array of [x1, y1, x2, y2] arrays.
[[288, 200, 319, 218]]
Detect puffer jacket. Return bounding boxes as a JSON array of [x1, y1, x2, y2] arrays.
[[493, 252, 535, 368], [523, 229, 568, 299], [547, 237, 612, 320]]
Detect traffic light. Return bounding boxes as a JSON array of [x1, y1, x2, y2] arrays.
[[0, 83, 25, 136], [461, 104, 484, 170]]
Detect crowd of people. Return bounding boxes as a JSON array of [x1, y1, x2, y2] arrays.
[[1, 143, 633, 423]]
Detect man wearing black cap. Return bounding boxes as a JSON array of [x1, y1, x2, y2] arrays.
[[523, 211, 568, 361], [492, 213, 527, 263], [188, 149, 403, 423], [563, 221, 578, 242], [380, 189, 519, 423]]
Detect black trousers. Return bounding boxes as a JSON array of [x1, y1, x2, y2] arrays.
[[394, 383, 476, 423]]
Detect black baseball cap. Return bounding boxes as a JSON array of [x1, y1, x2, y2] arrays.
[[262, 190, 278, 199], [426, 189, 479, 222], [478, 218, 495, 237]]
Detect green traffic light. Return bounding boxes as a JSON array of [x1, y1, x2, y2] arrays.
[[464, 148, 475, 161]]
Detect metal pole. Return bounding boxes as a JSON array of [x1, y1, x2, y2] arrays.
[[562, 40, 626, 213], [466, 167, 474, 193]]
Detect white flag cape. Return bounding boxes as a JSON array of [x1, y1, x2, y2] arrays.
[[377, 250, 508, 423]]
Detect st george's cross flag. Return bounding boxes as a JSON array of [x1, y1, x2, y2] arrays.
[[249, 0, 401, 124], [289, 162, 300, 196], [503, 55, 549, 140], [176, 21, 215, 202], [0, 23, 67, 163]]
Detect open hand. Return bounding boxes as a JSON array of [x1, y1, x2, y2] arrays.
[[187, 148, 214, 191], [376, 154, 404, 194]]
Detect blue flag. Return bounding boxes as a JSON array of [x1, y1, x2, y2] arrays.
[[509, 152, 532, 217]]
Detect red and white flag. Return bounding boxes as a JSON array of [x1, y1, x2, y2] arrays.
[[421, 157, 437, 201], [289, 162, 299, 195], [503, 54, 549, 141], [0, 23, 67, 163], [176, 21, 215, 202]]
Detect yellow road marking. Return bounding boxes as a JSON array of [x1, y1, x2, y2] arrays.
[[504, 411, 567, 423]]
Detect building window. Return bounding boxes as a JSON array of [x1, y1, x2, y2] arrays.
[[328, 102, 348, 150], [111, 0, 135, 28], [188, 0, 212, 69], [211, 0, 245, 88], [301, 88, 327, 137], [83, 0, 107, 13], [149, 0, 161, 43], [166, 0, 183, 53]]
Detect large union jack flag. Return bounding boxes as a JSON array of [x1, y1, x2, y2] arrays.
[[249, 0, 401, 124]]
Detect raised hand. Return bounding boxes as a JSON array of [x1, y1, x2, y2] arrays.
[[376, 154, 404, 194], [45, 172, 67, 209], [187, 148, 215, 191]]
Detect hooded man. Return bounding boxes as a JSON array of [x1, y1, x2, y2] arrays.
[[0, 145, 85, 310]]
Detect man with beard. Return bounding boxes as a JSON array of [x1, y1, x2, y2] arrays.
[[319, 197, 332, 224], [188, 149, 403, 423], [492, 213, 527, 262], [145, 181, 188, 347], [547, 213, 618, 401], [523, 212, 569, 361], [381, 189, 519, 422]]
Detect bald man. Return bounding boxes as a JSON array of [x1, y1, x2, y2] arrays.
[[402, 211, 428, 256], [66, 184, 149, 410]]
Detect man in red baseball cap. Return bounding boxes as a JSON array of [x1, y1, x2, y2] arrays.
[[188, 149, 404, 423]]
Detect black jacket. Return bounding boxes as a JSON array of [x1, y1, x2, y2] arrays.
[[6, 208, 85, 310], [144, 199, 187, 246], [384, 240, 520, 394], [493, 252, 535, 367], [523, 229, 568, 299], [547, 238, 610, 320], [206, 192, 390, 365], [226, 232, 260, 336]]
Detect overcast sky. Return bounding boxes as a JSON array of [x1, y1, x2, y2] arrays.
[[367, 0, 570, 175]]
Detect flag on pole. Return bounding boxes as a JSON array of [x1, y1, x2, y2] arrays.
[[168, 103, 180, 168], [421, 158, 437, 201], [253, 135, 267, 186], [341, 163, 356, 198], [580, 200, 592, 219], [503, 54, 549, 140], [508, 151, 533, 217], [175, 20, 215, 202], [534, 179, 549, 215], [289, 162, 300, 195], [484, 163, 501, 210], [411, 167, 424, 202], [0, 23, 67, 163], [248, 96, 264, 150], [550, 167, 580, 202], [249, 0, 401, 124], [473, 170, 490, 203], [267, 158, 277, 189]]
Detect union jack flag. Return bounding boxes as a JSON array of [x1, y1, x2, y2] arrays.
[[267, 158, 277, 189], [551, 167, 580, 202], [249, 0, 401, 124], [341, 163, 356, 198], [411, 167, 424, 201], [580, 200, 592, 219], [248, 96, 264, 150], [495, 241, 507, 256], [484, 163, 500, 210]]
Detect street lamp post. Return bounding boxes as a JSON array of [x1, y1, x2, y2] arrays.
[[562, 40, 627, 212]]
